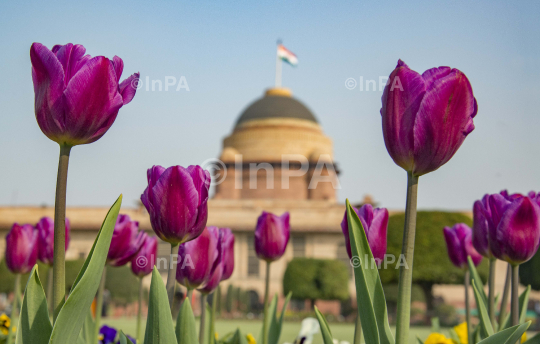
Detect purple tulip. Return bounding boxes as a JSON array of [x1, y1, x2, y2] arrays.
[[176, 226, 221, 290], [141, 165, 210, 245], [220, 228, 235, 281], [131, 236, 158, 278], [197, 227, 235, 294], [443, 223, 482, 269], [381, 60, 477, 176], [107, 214, 147, 267], [5, 223, 38, 274], [472, 194, 493, 258], [341, 204, 388, 263], [254, 212, 290, 262], [488, 195, 540, 265], [36, 217, 71, 266], [30, 43, 139, 146]]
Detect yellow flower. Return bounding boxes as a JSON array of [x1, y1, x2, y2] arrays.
[[246, 333, 257, 344], [453, 322, 468, 344], [215, 332, 219, 340], [521, 332, 527, 343], [0, 314, 11, 335], [424, 333, 456, 344]]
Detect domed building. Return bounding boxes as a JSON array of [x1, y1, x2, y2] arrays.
[[214, 87, 339, 201]]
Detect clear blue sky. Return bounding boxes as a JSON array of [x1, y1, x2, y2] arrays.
[[0, 0, 538, 210]]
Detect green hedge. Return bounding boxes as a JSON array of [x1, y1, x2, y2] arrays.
[[283, 258, 349, 302]]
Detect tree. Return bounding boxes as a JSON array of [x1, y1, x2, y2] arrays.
[[283, 258, 349, 309], [378, 211, 488, 313], [520, 247, 540, 290]]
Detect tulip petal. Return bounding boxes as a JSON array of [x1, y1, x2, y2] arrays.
[[112, 56, 124, 82], [151, 166, 199, 244], [31, 43, 66, 141], [63, 56, 124, 145], [412, 69, 477, 175], [118, 72, 140, 105], [54, 43, 88, 83], [367, 208, 389, 262], [472, 199, 491, 258], [6, 224, 38, 274], [494, 197, 540, 265], [381, 60, 426, 172], [421, 66, 452, 90]]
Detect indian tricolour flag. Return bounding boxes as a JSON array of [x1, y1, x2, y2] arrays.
[[277, 44, 298, 66]]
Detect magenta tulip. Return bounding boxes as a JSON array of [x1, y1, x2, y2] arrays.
[[107, 214, 147, 267], [36, 217, 71, 266], [488, 195, 540, 265], [341, 204, 388, 263], [381, 60, 477, 176], [30, 43, 139, 146], [131, 236, 158, 278], [220, 228, 235, 281], [197, 227, 235, 294], [176, 226, 221, 290], [472, 194, 493, 258], [5, 223, 38, 274], [141, 165, 210, 245], [254, 212, 290, 262], [443, 223, 482, 269]]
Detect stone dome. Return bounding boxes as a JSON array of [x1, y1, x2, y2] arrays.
[[235, 88, 318, 127]]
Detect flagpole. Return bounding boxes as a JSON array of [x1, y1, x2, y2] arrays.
[[275, 41, 282, 88]]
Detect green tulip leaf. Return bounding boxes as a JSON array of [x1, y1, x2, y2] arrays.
[[119, 331, 135, 344], [500, 285, 531, 331], [346, 200, 394, 344], [268, 292, 292, 344], [416, 336, 424, 344], [175, 298, 197, 344], [477, 322, 530, 344], [76, 310, 95, 344], [472, 280, 494, 338], [144, 267, 177, 344], [314, 307, 333, 344], [15, 265, 52, 344], [231, 329, 248, 344], [49, 195, 122, 344], [468, 256, 488, 306]]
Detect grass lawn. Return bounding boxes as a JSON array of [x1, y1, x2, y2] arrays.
[[104, 318, 435, 344]]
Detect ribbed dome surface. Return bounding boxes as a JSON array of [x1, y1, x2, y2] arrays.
[[235, 89, 317, 127]]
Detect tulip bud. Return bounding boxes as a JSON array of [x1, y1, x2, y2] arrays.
[[489, 196, 540, 265], [381, 60, 477, 176], [341, 204, 388, 263], [30, 43, 139, 146], [131, 236, 158, 278], [443, 223, 482, 269], [107, 214, 147, 267], [36, 217, 71, 266], [5, 223, 38, 274], [141, 165, 210, 245], [176, 226, 221, 290], [254, 212, 290, 262]]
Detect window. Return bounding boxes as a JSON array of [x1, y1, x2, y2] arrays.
[[247, 235, 259, 276], [292, 235, 306, 257]]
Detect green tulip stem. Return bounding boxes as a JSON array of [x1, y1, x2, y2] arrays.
[[209, 290, 218, 344], [52, 144, 71, 322], [187, 289, 193, 300], [262, 261, 271, 344], [465, 270, 472, 344], [395, 171, 419, 344], [137, 276, 144, 344], [354, 311, 362, 344], [47, 267, 53, 315], [499, 264, 511, 325], [94, 267, 107, 344], [199, 293, 207, 344], [166, 243, 179, 309], [6, 274, 21, 344], [488, 258, 496, 327], [511, 264, 519, 327]]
